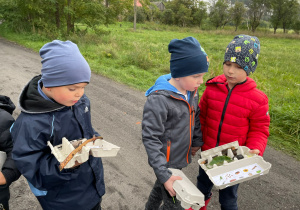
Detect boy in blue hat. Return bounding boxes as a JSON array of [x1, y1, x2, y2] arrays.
[[142, 37, 209, 209], [11, 40, 104, 210]]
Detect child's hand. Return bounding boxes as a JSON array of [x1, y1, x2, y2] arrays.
[[163, 175, 182, 197], [191, 147, 201, 156], [249, 149, 260, 155], [0, 172, 7, 185]]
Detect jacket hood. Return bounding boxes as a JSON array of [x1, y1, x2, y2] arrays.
[[19, 75, 64, 114], [0, 95, 15, 115], [206, 74, 257, 91], [145, 74, 183, 97]]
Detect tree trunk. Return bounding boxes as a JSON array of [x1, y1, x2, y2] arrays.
[[134, 0, 137, 31], [55, 1, 60, 29], [67, 0, 72, 34]]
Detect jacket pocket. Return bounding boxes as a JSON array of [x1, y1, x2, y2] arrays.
[[166, 140, 171, 162]]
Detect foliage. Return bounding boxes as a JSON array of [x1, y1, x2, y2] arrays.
[[230, 1, 247, 31], [0, 0, 130, 35], [281, 0, 299, 33], [161, 9, 175, 25], [177, 4, 193, 27], [246, 0, 270, 32], [192, 1, 208, 28], [0, 21, 299, 160], [127, 7, 147, 23], [209, 0, 230, 29]]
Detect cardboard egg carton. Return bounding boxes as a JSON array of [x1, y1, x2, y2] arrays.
[[198, 141, 271, 189], [48, 137, 120, 169], [169, 168, 204, 210], [0, 151, 7, 170]]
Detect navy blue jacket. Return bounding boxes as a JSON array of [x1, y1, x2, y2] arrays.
[[11, 75, 105, 210]]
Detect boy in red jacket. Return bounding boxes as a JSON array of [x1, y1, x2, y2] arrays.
[[197, 35, 270, 210]]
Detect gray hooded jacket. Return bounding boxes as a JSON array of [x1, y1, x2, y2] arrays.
[[142, 74, 203, 184]]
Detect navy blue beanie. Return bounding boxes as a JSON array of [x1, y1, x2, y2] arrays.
[[40, 40, 91, 87], [224, 34, 260, 75], [169, 37, 209, 78]]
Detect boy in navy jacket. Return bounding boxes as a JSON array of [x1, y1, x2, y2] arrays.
[[11, 40, 104, 210]]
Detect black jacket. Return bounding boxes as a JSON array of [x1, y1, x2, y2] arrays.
[[0, 95, 21, 201]]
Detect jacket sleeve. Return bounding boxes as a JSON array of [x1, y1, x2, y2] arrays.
[[192, 92, 203, 147], [142, 94, 172, 184], [0, 113, 21, 187], [199, 89, 208, 140], [11, 114, 80, 191], [246, 96, 270, 156]]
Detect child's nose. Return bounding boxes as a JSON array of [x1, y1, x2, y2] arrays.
[[198, 77, 203, 84], [75, 89, 84, 97], [228, 67, 234, 74]]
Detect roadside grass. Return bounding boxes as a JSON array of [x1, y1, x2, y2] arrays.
[[0, 21, 299, 160]]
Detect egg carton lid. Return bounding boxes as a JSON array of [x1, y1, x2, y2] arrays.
[[169, 168, 204, 210]]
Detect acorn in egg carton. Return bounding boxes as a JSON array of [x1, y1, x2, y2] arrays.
[[47, 136, 120, 170], [198, 141, 271, 189]]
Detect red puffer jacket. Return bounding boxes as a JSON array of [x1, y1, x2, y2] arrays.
[[199, 75, 270, 155]]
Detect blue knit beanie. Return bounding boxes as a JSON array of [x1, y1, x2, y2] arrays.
[[169, 37, 209, 78], [40, 40, 91, 87], [224, 35, 260, 75]]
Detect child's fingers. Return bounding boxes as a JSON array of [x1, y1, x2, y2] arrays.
[[249, 149, 260, 155], [172, 175, 182, 181]]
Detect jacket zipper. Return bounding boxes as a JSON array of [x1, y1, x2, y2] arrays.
[[170, 95, 193, 164], [166, 140, 171, 162], [216, 86, 235, 147]]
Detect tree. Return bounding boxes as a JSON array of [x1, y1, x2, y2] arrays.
[[192, 1, 207, 28], [230, 1, 247, 31], [0, 0, 129, 35], [177, 4, 193, 27], [134, 0, 137, 30], [246, 0, 270, 32], [270, 0, 285, 34], [291, 3, 300, 34], [281, 0, 299, 33], [161, 9, 175, 25], [166, 0, 195, 26], [209, 0, 230, 29]]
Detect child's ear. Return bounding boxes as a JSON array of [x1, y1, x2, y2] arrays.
[[175, 78, 180, 81]]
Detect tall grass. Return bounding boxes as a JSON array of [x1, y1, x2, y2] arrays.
[[0, 21, 299, 160]]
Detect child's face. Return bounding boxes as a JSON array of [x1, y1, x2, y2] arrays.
[[46, 82, 88, 106], [223, 61, 247, 88], [176, 73, 205, 93]]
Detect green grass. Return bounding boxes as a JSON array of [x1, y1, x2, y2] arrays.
[[0, 21, 299, 160]]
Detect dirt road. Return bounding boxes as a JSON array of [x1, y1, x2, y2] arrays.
[[1, 37, 299, 210]]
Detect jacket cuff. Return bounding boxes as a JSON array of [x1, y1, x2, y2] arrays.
[[156, 168, 172, 184], [2, 169, 17, 186]]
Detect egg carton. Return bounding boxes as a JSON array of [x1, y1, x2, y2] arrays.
[[198, 141, 271, 189], [0, 151, 7, 170], [48, 137, 120, 169], [169, 168, 204, 210]]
